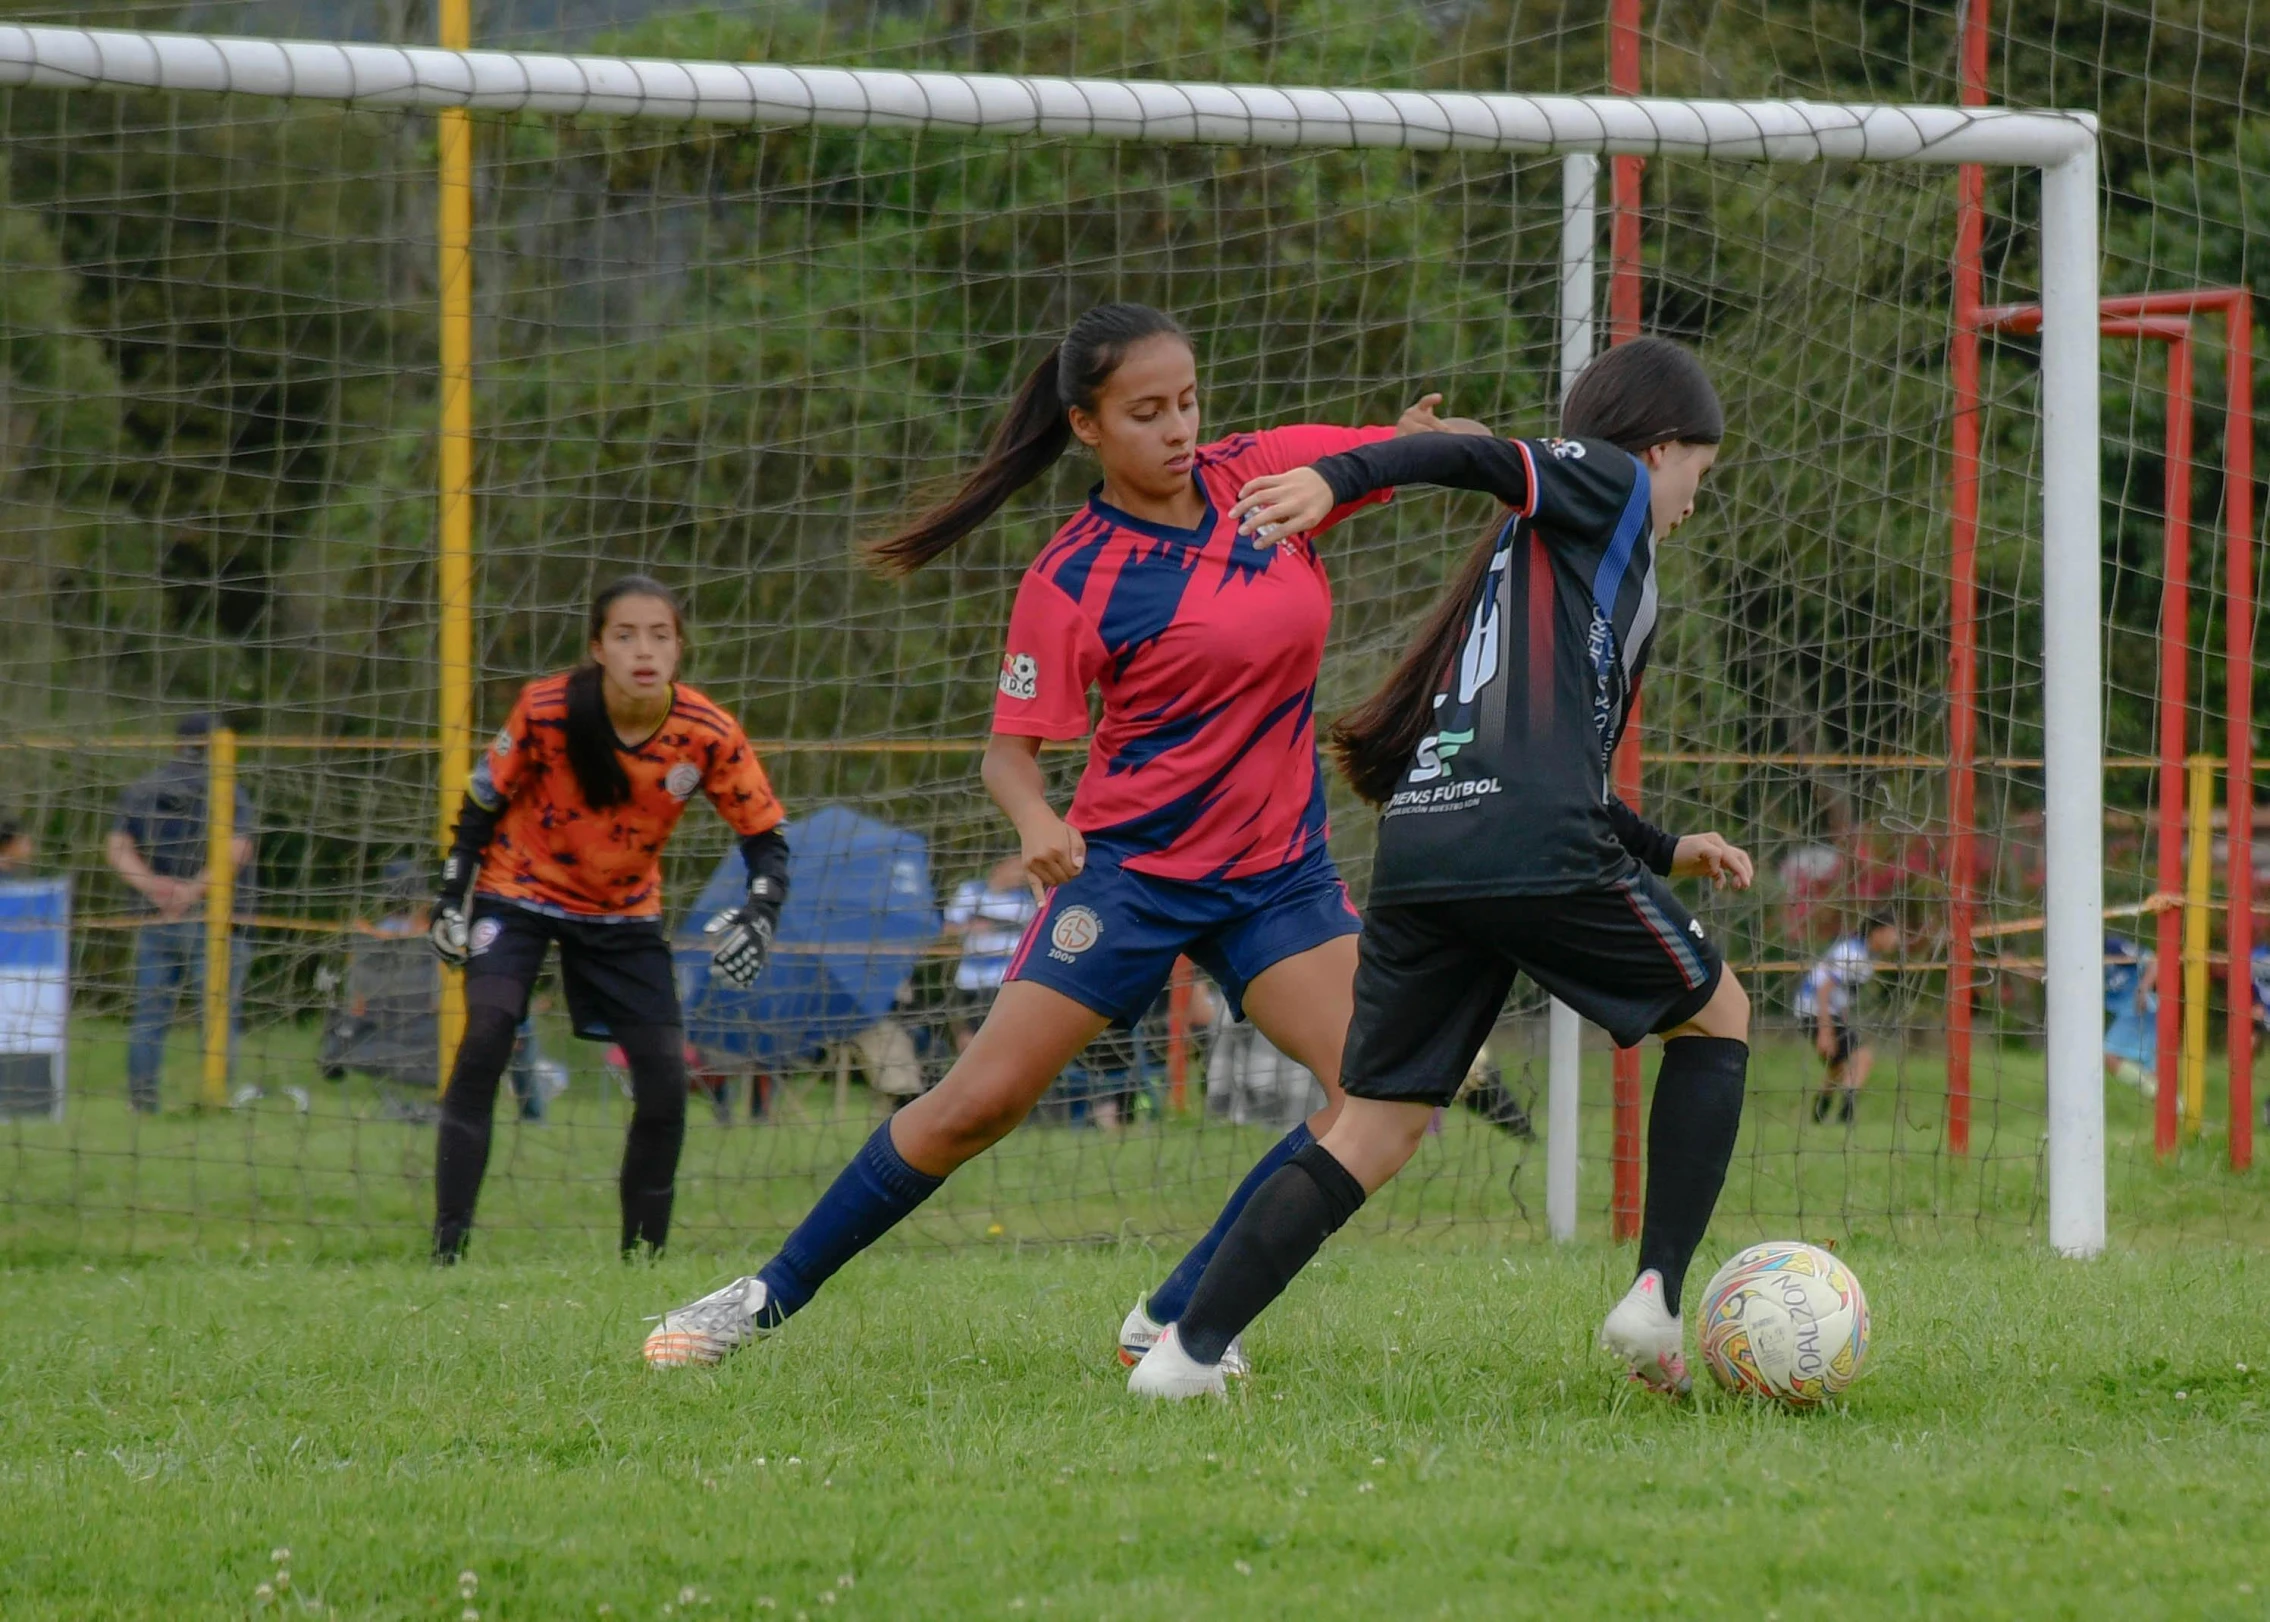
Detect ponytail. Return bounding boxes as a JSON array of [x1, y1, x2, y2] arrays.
[[865, 350, 1074, 576], [564, 664, 633, 810], [864, 301, 1191, 576], [1328, 530, 1504, 806], [1331, 336, 1722, 805], [564, 573, 682, 811]]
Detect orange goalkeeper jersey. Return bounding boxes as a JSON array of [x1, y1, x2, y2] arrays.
[[469, 673, 784, 920]]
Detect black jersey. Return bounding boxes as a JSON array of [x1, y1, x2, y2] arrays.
[[1313, 432, 1678, 903]]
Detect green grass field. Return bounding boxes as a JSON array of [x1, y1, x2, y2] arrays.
[[5, 1020, 2267, 1616], [6, 1016, 2263, 1262], [3, 1244, 2267, 1619]]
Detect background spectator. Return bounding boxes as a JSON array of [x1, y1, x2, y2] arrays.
[[1799, 913, 1900, 1125], [0, 817, 33, 877], [2102, 934, 2157, 1099], [941, 855, 1039, 1054], [105, 714, 255, 1112]]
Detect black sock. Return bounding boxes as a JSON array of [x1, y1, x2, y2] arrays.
[[1177, 1143, 1367, 1366], [434, 1005, 522, 1260], [614, 1024, 689, 1255], [1635, 1035, 1748, 1312]]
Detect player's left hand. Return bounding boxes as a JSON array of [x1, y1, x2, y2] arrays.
[[1230, 468, 1336, 547], [1672, 832, 1754, 890], [705, 906, 773, 989], [1395, 392, 1495, 438], [1396, 392, 1449, 434]]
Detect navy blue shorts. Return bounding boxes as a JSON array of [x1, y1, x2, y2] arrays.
[[1005, 843, 1360, 1026]]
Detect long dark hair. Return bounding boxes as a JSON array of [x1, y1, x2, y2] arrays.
[[1329, 337, 1723, 806], [564, 573, 682, 810], [864, 303, 1191, 576]]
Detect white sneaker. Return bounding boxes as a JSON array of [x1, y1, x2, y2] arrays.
[[642, 1276, 775, 1368], [1127, 1322, 1228, 1401], [1598, 1268, 1691, 1397], [1117, 1295, 1249, 1378]]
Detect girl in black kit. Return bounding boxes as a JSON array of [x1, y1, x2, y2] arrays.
[[1128, 337, 1755, 1399]]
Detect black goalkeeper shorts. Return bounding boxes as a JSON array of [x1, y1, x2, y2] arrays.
[[1341, 872, 1725, 1109], [462, 897, 682, 1039]]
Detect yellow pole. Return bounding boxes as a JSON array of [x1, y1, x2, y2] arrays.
[[436, 0, 474, 1097], [2182, 753, 2215, 1137], [200, 728, 239, 1110]]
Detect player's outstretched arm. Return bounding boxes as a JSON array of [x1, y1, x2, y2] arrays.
[[1231, 430, 1540, 543], [981, 733, 1086, 898]]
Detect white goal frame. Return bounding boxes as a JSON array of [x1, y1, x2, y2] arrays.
[[0, 26, 2108, 1255]]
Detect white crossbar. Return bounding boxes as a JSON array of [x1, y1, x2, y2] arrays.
[[0, 26, 2094, 164]]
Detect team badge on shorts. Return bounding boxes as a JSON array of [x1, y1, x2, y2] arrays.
[[664, 763, 702, 800], [469, 917, 503, 956], [1048, 905, 1102, 962]]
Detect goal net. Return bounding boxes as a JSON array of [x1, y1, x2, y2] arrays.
[[0, 3, 2244, 1265]]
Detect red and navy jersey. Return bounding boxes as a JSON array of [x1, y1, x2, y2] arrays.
[[470, 674, 784, 920], [990, 424, 1397, 882]]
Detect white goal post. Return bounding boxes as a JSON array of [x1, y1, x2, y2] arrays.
[[0, 26, 2108, 1256]]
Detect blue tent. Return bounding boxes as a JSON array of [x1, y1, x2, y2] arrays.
[[676, 805, 940, 1069]]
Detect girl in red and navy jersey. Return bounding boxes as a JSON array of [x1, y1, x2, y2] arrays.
[[645, 303, 1450, 1367], [428, 575, 788, 1262]]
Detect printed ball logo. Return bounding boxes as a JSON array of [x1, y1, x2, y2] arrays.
[[469, 917, 503, 957], [1050, 906, 1102, 955], [664, 763, 702, 801]]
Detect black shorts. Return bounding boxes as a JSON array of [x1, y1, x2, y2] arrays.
[[1822, 1018, 1862, 1068], [463, 897, 682, 1039], [1341, 873, 1724, 1108]]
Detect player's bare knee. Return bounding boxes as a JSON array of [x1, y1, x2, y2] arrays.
[[1686, 969, 1750, 1042], [906, 1070, 1037, 1164], [1321, 1098, 1431, 1193]]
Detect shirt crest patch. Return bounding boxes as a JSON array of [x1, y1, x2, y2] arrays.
[[999, 652, 1038, 702]]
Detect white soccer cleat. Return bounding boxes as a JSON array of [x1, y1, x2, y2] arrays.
[[642, 1275, 775, 1368], [1599, 1268, 1692, 1397], [1127, 1322, 1229, 1401], [1117, 1295, 1249, 1378]]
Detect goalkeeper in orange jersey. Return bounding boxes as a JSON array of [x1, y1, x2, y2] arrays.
[[427, 575, 789, 1262]]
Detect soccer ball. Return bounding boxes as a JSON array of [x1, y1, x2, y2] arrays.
[[1696, 1241, 1870, 1408]]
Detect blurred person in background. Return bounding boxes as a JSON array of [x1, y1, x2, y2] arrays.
[[106, 713, 255, 1113], [2101, 934, 2157, 1100], [940, 854, 1039, 1054], [0, 816, 35, 876], [2252, 938, 2270, 1130], [366, 860, 563, 1122], [1798, 912, 1899, 1126]]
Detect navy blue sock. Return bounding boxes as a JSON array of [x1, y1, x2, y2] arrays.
[[1145, 1121, 1313, 1324], [753, 1121, 944, 1327]]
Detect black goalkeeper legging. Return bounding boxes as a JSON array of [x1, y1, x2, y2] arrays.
[[433, 1004, 688, 1258]]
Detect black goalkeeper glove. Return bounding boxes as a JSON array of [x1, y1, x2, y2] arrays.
[[430, 852, 475, 968], [704, 874, 782, 989]]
